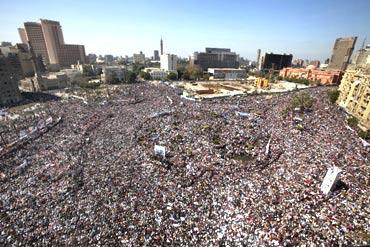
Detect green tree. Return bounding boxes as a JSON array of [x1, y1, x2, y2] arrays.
[[132, 64, 145, 75], [96, 68, 103, 75], [126, 71, 137, 83], [359, 130, 370, 140], [79, 81, 101, 89], [327, 90, 340, 104], [183, 64, 202, 80], [139, 71, 151, 80], [111, 77, 123, 85], [82, 65, 94, 76], [177, 66, 186, 80], [167, 72, 178, 81], [282, 92, 315, 115], [347, 117, 358, 128], [203, 73, 210, 81]]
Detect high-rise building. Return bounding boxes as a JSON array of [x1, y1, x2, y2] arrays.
[[40, 19, 64, 65], [0, 50, 22, 105], [256, 49, 261, 69], [160, 54, 177, 71], [327, 37, 357, 71], [192, 48, 240, 71], [20, 19, 86, 69], [154, 50, 160, 61], [337, 68, 370, 130], [260, 53, 292, 70], [160, 38, 163, 55], [24, 22, 49, 64]]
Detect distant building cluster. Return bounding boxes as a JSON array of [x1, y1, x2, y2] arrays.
[[18, 19, 86, 70]]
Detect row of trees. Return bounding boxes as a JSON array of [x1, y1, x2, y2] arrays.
[[278, 76, 311, 85], [177, 64, 204, 80], [110, 71, 138, 84], [79, 62, 212, 85], [137, 64, 207, 81]]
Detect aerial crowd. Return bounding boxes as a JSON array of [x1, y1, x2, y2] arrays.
[[0, 83, 369, 246]]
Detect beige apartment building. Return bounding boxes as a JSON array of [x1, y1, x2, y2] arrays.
[[337, 68, 370, 130], [19, 19, 86, 69]]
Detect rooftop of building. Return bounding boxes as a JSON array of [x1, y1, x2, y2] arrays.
[[24, 22, 41, 26], [39, 19, 61, 25]]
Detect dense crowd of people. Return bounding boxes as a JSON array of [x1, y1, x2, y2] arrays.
[[0, 83, 369, 246]]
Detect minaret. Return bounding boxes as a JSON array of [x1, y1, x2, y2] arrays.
[[160, 37, 163, 55]]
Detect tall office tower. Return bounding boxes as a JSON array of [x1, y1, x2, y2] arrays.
[[23, 22, 49, 64], [327, 37, 357, 71], [40, 19, 64, 65], [160, 38, 163, 55], [20, 19, 86, 69], [154, 50, 160, 61], [256, 49, 261, 69]]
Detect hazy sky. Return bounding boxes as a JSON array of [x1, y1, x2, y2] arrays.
[[1, 0, 370, 61]]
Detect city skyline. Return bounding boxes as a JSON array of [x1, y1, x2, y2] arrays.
[[1, 0, 370, 61]]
